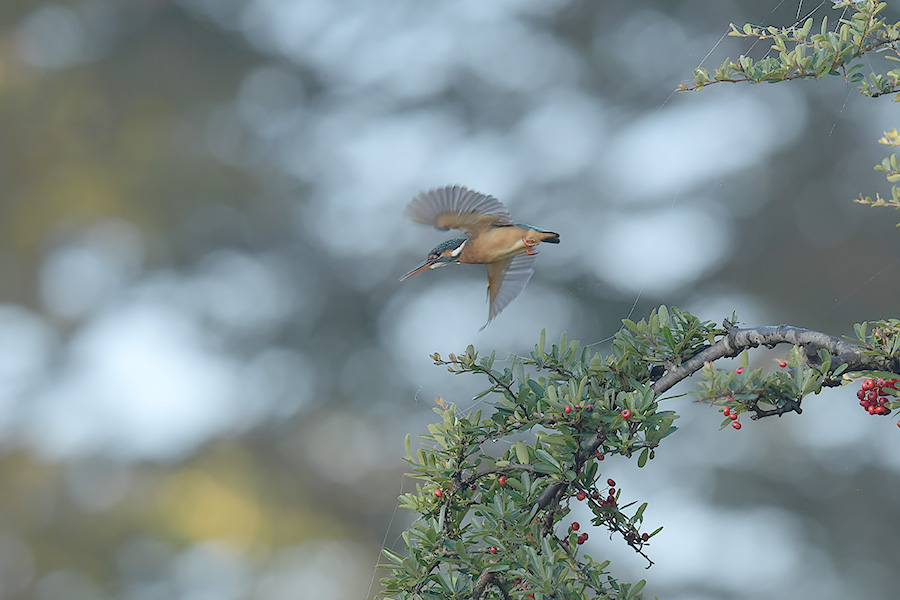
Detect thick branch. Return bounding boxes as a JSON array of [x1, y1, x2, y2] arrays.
[[473, 570, 511, 600], [651, 324, 894, 395], [535, 431, 605, 511]]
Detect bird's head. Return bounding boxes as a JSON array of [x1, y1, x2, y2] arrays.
[[400, 238, 467, 281]]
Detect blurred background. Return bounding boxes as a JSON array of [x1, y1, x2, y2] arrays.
[[1, 0, 899, 598]]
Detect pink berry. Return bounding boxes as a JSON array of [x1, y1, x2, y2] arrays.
[[564, 405, 572, 414]]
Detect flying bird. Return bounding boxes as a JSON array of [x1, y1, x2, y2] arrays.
[[400, 185, 559, 328]]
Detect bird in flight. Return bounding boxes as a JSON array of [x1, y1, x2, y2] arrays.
[[400, 185, 560, 328]]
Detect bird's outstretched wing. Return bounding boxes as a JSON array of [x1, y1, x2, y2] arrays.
[[482, 252, 536, 329], [406, 185, 513, 239]]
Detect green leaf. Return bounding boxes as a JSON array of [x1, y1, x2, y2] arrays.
[[638, 447, 649, 468], [535, 449, 562, 472], [382, 547, 405, 564], [514, 441, 530, 465], [658, 304, 669, 326]]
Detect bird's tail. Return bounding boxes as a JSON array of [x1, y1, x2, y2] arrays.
[[538, 231, 560, 244]]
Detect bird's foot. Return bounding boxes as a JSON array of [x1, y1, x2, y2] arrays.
[[523, 237, 538, 255]]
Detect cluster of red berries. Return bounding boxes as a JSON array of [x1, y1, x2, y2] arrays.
[[857, 378, 898, 416], [722, 404, 741, 430], [574, 478, 618, 507], [510, 580, 535, 599], [568, 521, 590, 545], [626, 531, 650, 544]]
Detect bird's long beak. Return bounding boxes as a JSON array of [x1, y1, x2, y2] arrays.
[[400, 258, 437, 281]]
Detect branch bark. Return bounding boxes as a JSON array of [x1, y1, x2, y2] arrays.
[[650, 322, 895, 395]]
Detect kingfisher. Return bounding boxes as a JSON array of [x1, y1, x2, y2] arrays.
[[400, 185, 560, 328]]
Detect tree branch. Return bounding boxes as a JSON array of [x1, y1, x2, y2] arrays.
[[651, 323, 895, 395]]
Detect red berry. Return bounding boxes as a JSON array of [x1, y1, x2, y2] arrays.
[[779, 361, 787, 368], [571, 521, 580, 531], [723, 406, 731, 416], [621, 409, 632, 419], [470, 483, 477, 491], [585, 405, 593, 412], [736, 367, 744, 374], [609, 487, 616, 495], [863, 379, 875, 391], [498, 475, 507, 486], [528, 594, 535, 599], [641, 532, 649, 541], [576, 490, 587, 501], [731, 421, 742, 430], [857, 389, 866, 400], [596, 452, 604, 461], [877, 378, 885, 388], [897, 419, 900, 428], [607, 478, 616, 487], [729, 413, 738, 420], [490, 546, 497, 554], [575, 404, 581, 410], [434, 489, 443, 497], [564, 405, 572, 414]]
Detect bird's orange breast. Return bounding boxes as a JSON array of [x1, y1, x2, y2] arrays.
[[458, 226, 533, 264]]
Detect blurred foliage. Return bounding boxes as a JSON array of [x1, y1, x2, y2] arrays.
[[1, 0, 900, 599]]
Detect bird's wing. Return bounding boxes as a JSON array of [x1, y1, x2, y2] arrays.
[[406, 185, 513, 239], [482, 252, 536, 329]]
